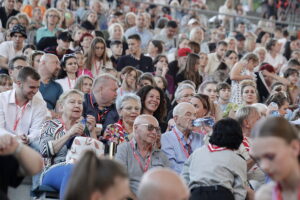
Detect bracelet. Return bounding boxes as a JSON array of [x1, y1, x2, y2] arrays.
[[13, 142, 23, 156]]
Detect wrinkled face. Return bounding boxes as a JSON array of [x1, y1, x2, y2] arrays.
[[174, 104, 196, 131], [225, 52, 238, 68], [95, 80, 118, 106], [126, 15, 136, 26], [95, 42, 105, 58], [178, 88, 195, 103], [62, 93, 83, 119], [203, 84, 217, 102], [18, 77, 40, 101], [242, 85, 257, 105], [250, 137, 299, 182], [120, 99, 141, 124], [81, 78, 93, 93], [128, 39, 140, 55], [144, 89, 160, 114], [219, 88, 231, 101], [64, 57, 78, 74], [45, 55, 61, 78], [135, 116, 160, 145], [190, 97, 207, 118]]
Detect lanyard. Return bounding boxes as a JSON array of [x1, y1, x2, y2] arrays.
[[13, 102, 29, 131], [273, 183, 300, 200], [67, 77, 76, 89], [173, 128, 192, 158], [242, 137, 250, 152], [89, 94, 109, 123], [130, 140, 152, 172]]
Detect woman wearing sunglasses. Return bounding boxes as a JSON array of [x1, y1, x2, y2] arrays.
[[250, 117, 300, 200], [56, 54, 78, 92]]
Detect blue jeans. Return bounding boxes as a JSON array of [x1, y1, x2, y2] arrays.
[[42, 164, 74, 199]]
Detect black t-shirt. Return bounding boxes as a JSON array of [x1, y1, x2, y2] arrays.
[[0, 7, 19, 29], [0, 155, 24, 195], [116, 54, 154, 72]]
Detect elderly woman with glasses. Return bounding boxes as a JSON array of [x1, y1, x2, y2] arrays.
[[103, 93, 142, 144]]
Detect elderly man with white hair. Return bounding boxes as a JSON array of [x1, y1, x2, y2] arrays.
[[161, 102, 204, 174], [115, 114, 169, 198], [137, 168, 190, 200]]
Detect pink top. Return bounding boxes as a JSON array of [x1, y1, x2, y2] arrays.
[[77, 68, 93, 78]]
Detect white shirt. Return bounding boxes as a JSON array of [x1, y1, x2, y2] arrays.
[[0, 89, 48, 141], [56, 77, 77, 92], [0, 41, 23, 60], [205, 53, 221, 75], [264, 53, 287, 69]]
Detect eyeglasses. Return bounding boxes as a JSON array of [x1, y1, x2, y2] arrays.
[[136, 124, 161, 133]]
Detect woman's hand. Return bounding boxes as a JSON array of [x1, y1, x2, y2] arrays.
[[86, 115, 96, 132], [68, 123, 84, 137]]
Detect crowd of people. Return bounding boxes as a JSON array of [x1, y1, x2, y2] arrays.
[[0, 0, 300, 199]]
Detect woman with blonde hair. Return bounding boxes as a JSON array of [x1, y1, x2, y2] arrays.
[[106, 23, 128, 55], [84, 37, 113, 77]]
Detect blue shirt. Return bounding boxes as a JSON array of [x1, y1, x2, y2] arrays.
[[36, 26, 62, 43], [39, 80, 63, 110], [161, 126, 204, 174]]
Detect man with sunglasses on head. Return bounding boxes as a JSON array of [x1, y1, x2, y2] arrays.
[[161, 102, 204, 174], [115, 114, 169, 199], [0, 24, 26, 68]]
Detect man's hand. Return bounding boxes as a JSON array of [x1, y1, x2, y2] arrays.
[[0, 135, 20, 155]]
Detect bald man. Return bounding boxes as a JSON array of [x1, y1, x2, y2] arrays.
[[38, 54, 63, 111], [161, 102, 204, 174], [115, 114, 170, 198], [137, 168, 190, 200]]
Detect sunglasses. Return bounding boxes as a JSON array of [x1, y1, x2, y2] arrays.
[[137, 123, 161, 133], [62, 53, 76, 61]]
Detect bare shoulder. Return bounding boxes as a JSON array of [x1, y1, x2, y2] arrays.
[[255, 182, 275, 200]]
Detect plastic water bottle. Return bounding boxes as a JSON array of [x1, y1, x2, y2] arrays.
[[192, 117, 215, 127]]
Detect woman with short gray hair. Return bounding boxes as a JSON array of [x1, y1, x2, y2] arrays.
[[103, 93, 141, 144]]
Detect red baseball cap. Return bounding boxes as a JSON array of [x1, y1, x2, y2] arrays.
[[177, 48, 191, 57]]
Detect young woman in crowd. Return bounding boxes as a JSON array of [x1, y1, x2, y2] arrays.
[[251, 117, 300, 200], [175, 53, 202, 88], [56, 54, 78, 92], [230, 53, 259, 105], [136, 85, 167, 132], [153, 55, 175, 96], [103, 93, 141, 144], [117, 66, 138, 97], [240, 80, 258, 105], [70, 26, 85, 51], [147, 40, 164, 60], [64, 151, 130, 200], [75, 50, 93, 78], [74, 75, 93, 94], [84, 37, 113, 77], [224, 50, 239, 70]]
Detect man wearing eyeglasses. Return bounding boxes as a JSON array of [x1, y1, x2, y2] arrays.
[[161, 102, 204, 174], [115, 114, 170, 199], [0, 24, 26, 68]]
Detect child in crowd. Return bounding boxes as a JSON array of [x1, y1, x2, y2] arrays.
[[0, 74, 13, 93]]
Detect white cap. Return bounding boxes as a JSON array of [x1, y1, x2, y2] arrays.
[[188, 18, 199, 25]]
